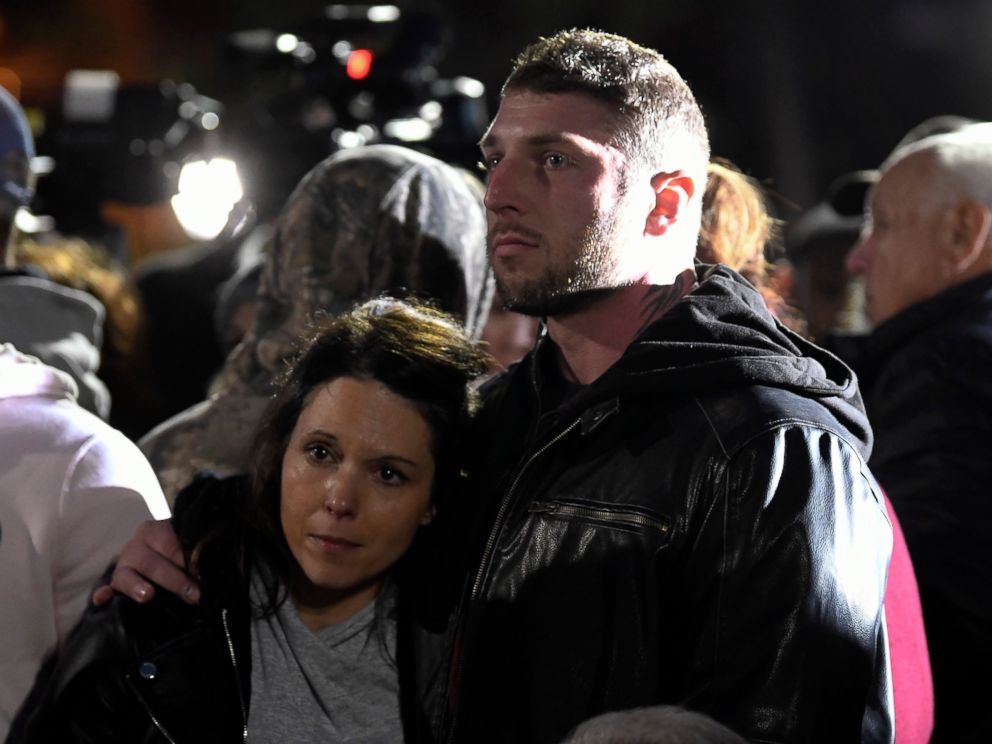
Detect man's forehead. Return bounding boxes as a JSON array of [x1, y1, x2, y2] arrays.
[[874, 152, 932, 205], [481, 89, 622, 147]]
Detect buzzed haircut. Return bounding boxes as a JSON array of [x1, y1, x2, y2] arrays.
[[501, 29, 710, 179]]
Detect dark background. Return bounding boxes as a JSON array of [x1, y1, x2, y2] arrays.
[[3, 0, 991, 218]]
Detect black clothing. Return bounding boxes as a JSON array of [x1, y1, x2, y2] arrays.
[[8, 476, 252, 743], [430, 265, 894, 744], [135, 238, 241, 424], [9, 474, 426, 744], [832, 272, 992, 744]]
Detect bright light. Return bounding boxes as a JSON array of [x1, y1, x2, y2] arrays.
[[334, 130, 366, 149], [63, 70, 120, 123], [454, 76, 485, 99], [15, 210, 55, 234], [346, 49, 373, 80], [383, 117, 432, 142], [276, 33, 299, 53], [201, 112, 220, 130], [367, 5, 400, 22], [419, 101, 442, 122], [30, 156, 55, 176], [171, 158, 244, 241]]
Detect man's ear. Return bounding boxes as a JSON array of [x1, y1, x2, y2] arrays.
[[944, 197, 992, 274], [645, 171, 696, 237]]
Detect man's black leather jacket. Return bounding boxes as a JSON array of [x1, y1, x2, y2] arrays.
[[423, 266, 894, 744]]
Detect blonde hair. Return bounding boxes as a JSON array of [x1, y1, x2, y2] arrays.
[[696, 159, 806, 333]]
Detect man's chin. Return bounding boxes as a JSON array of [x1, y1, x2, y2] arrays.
[[498, 283, 617, 318]]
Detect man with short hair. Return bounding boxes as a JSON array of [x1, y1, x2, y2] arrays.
[[428, 30, 892, 743], [102, 30, 894, 743], [844, 125, 992, 743]]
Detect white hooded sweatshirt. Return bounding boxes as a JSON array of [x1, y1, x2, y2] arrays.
[[0, 344, 169, 737]]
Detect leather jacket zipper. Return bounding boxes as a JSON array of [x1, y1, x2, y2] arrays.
[[527, 501, 671, 535], [127, 608, 247, 743], [222, 608, 249, 743], [470, 417, 582, 600], [141, 703, 179, 744], [129, 673, 179, 743], [445, 416, 582, 742]]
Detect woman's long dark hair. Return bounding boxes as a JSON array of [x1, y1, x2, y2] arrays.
[[238, 296, 490, 618]]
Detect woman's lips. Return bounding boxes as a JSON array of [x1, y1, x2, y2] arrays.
[[309, 534, 361, 553]]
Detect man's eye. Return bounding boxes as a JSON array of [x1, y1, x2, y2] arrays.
[[544, 153, 571, 169], [478, 156, 500, 173]]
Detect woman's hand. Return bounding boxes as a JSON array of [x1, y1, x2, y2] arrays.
[[91, 519, 201, 606]]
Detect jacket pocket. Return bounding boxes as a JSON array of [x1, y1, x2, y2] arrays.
[[527, 498, 672, 541]]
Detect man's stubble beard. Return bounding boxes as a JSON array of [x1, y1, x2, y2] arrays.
[[492, 209, 627, 318]]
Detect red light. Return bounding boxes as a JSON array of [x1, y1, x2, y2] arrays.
[[346, 49, 373, 80]]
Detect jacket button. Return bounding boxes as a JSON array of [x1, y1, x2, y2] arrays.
[[139, 662, 157, 680]]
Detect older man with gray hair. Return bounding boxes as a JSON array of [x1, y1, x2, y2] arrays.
[[845, 123, 992, 744]]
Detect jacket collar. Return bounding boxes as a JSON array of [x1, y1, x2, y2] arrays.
[[865, 270, 992, 359]]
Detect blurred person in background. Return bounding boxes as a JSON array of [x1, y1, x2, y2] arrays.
[[0, 87, 32, 262], [843, 122, 992, 743], [696, 158, 803, 333], [133, 224, 266, 428], [784, 171, 873, 342], [478, 297, 540, 374], [0, 86, 111, 420], [139, 144, 494, 504], [0, 344, 168, 739], [562, 706, 747, 744], [13, 236, 166, 440], [789, 116, 978, 346]]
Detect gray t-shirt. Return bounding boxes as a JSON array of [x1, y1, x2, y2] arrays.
[[247, 578, 402, 743]]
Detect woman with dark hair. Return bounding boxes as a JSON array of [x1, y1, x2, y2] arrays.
[[10, 297, 489, 743]]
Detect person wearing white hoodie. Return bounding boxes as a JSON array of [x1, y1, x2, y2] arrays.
[[0, 344, 169, 738]]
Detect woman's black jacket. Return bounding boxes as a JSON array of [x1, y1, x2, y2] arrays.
[[8, 474, 423, 743]]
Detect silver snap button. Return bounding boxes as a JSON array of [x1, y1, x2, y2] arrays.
[[138, 662, 157, 680]]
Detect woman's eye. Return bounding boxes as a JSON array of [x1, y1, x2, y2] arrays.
[[377, 466, 407, 486], [305, 444, 331, 462]]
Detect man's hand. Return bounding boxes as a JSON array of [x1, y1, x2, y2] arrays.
[[91, 519, 201, 606]]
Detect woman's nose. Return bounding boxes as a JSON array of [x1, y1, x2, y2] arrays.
[[323, 474, 359, 518]]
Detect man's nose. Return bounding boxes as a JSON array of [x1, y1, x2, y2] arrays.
[[484, 159, 525, 214], [323, 472, 360, 518]]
